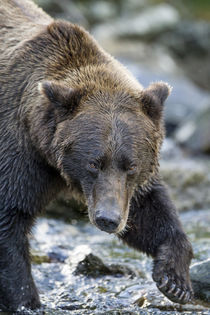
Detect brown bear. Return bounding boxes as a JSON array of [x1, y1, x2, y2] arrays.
[[0, 0, 193, 311]]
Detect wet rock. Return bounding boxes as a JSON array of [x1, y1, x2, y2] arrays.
[[47, 251, 68, 263], [160, 21, 210, 58], [164, 79, 209, 135], [175, 104, 210, 154], [180, 210, 210, 263], [160, 159, 210, 211], [160, 138, 184, 160], [93, 4, 179, 41], [74, 253, 137, 278], [190, 259, 210, 302]]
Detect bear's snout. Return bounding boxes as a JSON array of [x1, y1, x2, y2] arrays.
[[95, 212, 121, 233]]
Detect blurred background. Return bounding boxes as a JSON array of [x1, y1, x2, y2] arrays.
[[30, 1, 210, 314]]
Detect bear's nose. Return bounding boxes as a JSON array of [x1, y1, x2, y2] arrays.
[[95, 215, 120, 233]]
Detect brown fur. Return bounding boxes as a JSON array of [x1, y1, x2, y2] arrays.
[[0, 0, 169, 193], [0, 0, 193, 311], [0, 0, 167, 176]]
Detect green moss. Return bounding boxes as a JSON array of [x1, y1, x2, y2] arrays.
[[193, 252, 202, 260], [31, 253, 51, 264], [184, 0, 210, 20], [183, 172, 207, 188], [109, 249, 143, 260], [97, 286, 108, 293], [151, 0, 210, 21], [188, 228, 210, 239]]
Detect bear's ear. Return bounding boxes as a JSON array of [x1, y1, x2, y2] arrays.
[[39, 81, 84, 117], [139, 82, 172, 123]]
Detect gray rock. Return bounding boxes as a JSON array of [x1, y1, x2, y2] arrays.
[[190, 259, 210, 302], [74, 253, 137, 278], [175, 104, 210, 154], [93, 4, 179, 41], [160, 21, 210, 58], [159, 21, 210, 91], [164, 80, 209, 133], [160, 138, 183, 160], [66, 246, 137, 278], [160, 159, 210, 211]]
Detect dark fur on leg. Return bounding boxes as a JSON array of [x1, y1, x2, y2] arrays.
[[0, 209, 40, 311], [118, 180, 194, 304]]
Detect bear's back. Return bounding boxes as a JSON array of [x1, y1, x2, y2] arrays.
[[0, 0, 52, 56]]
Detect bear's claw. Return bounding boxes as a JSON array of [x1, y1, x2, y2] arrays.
[[152, 240, 194, 305], [154, 272, 193, 304], [157, 275, 168, 288]]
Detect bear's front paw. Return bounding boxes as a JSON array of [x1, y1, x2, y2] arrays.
[[153, 268, 193, 304], [152, 242, 194, 304]]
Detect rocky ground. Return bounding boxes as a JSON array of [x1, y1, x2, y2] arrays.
[[15, 209, 209, 315]]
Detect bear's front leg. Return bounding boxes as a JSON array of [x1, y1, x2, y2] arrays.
[[0, 210, 40, 311], [118, 180, 193, 304]]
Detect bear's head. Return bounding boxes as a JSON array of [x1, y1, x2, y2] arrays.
[[39, 80, 171, 234]]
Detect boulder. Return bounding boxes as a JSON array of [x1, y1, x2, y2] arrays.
[[159, 21, 210, 91], [160, 21, 210, 59], [160, 138, 183, 160], [66, 245, 137, 278], [190, 259, 210, 303], [74, 253, 137, 278], [175, 105, 210, 154], [160, 159, 210, 211]]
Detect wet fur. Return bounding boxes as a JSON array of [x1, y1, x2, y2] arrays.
[[0, 0, 193, 311]]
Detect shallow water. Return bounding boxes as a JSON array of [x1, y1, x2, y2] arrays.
[[12, 209, 209, 314]]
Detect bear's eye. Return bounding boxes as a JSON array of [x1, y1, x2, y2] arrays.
[[89, 162, 98, 169], [87, 161, 99, 173], [127, 164, 137, 175]]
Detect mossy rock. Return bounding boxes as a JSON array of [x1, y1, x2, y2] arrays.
[[31, 251, 51, 264]]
